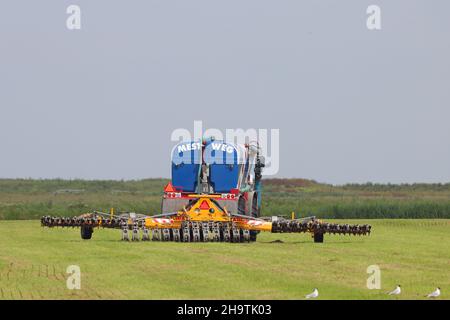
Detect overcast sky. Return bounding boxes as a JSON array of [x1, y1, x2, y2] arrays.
[[0, 1, 449, 184]]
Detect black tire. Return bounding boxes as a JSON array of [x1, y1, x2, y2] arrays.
[[313, 232, 324, 243], [238, 192, 260, 242], [250, 194, 260, 242], [238, 196, 246, 215], [249, 232, 258, 242], [81, 226, 93, 240]]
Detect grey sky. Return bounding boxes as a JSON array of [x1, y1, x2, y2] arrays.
[[0, 1, 449, 184]]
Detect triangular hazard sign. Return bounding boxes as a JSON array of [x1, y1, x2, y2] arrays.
[[199, 200, 210, 210], [164, 182, 176, 192]]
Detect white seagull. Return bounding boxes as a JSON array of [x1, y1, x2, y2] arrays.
[[388, 285, 401, 295], [426, 288, 440, 298], [305, 288, 319, 299]]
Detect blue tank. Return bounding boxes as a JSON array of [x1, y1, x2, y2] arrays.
[[204, 141, 244, 193], [171, 141, 202, 192]]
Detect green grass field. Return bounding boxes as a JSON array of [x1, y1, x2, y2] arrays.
[[0, 219, 448, 300]]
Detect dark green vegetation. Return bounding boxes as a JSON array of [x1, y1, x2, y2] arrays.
[[1, 178, 450, 220]]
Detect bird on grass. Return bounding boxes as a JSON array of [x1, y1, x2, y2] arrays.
[[388, 285, 401, 295], [426, 288, 440, 298], [305, 288, 319, 299]]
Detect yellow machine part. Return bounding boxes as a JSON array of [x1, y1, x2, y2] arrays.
[[234, 219, 272, 232], [184, 197, 230, 222], [143, 196, 273, 232]]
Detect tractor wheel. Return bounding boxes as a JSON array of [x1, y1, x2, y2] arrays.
[[81, 226, 93, 240], [250, 194, 260, 242], [238, 193, 260, 242], [313, 232, 324, 243], [238, 196, 246, 215]]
